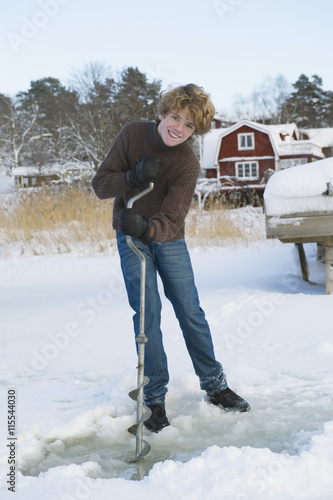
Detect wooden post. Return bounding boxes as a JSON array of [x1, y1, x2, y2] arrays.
[[316, 243, 325, 262], [324, 245, 333, 294], [296, 243, 309, 282]]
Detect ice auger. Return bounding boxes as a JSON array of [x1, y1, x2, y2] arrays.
[[127, 182, 154, 463]]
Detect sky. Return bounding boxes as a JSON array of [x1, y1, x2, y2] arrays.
[[1, 0, 333, 114]]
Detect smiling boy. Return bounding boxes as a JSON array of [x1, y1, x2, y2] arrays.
[[157, 108, 195, 146], [92, 84, 250, 432]]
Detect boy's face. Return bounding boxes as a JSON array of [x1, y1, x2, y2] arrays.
[[157, 109, 195, 147]]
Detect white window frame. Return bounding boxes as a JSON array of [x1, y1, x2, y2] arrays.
[[235, 161, 259, 180], [238, 132, 255, 150], [280, 158, 307, 170]]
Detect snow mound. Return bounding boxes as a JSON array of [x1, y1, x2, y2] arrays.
[[264, 157, 333, 216]]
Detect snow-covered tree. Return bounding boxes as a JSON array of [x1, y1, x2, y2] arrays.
[[0, 93, 39, 172], [68, 63, 161, 169]]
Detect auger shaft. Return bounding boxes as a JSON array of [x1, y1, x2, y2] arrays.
[[126, 182, 154, 462]]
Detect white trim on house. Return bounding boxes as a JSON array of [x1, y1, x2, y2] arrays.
[[235, 161, 259, 180], [237, 132, 255, 150], [278, 140, 324, 159], [219, 156, 275, 162]]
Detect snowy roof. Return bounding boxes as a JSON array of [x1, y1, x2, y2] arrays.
[[202, 128, 228, 169], [12, 166, 61, 177], [300, 128, 333, 148], [12, 163, 92, 177]]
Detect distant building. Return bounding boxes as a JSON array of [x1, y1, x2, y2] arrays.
[[12, 163, 94, 189], [12, 166, 61, 188], [201, 119, 333, 204]]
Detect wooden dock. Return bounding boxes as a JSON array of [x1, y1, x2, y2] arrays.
[[265, 210, 333, 294]]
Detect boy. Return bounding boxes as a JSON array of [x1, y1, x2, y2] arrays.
[[92, 83, 250, 432]]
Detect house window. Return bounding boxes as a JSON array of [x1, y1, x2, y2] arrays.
[[280, 158, 307, 170], [238, 132, 255, 150], [236, 161, 259, 180]]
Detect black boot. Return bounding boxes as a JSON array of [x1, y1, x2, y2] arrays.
[[144, 404, 170, 433], [209, 387, 251, 412]]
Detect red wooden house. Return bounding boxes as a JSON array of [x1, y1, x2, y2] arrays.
[[201, 120, 331, 204]]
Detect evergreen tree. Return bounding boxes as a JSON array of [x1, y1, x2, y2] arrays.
[[14, 78, 79, 165], [18, 77, 77, 131], [282, 74, 328, 128], [323, 90, 333, 127], [113, 67, 161, 128]]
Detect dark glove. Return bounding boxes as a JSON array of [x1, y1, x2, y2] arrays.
[[125, 155, 163, 188], [119, 208, 156, 244]]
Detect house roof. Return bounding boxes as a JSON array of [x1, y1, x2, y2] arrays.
[[201, 127, 228, 171], [300, 128, 333, 148], [12, 163, 92, 177], [12, 166, 60, 177]]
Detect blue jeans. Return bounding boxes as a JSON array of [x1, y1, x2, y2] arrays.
[[116, 232, 227, 405]]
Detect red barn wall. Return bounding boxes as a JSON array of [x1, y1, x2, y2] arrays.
[[218, 125, 275, 185]]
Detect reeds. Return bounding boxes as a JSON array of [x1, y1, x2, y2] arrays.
[[0, 186, 265, 257]]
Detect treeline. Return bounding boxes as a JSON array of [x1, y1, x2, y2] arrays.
[[0, 64, 161, 173], [1, 65, 333, 174], [221, 73, 333, 130]]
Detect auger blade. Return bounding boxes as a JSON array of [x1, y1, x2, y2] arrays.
[[127, 438, 151, 463], [128, 376, 150, 401]]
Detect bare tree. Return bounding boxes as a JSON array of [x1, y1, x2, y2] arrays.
[[260, 74, 293, 123], [233, 89, 263, 122], [66, 63, 161, 168], [66, 62, 119, 167], [232, 74, 292, 124], [0, 94, 41, 172]]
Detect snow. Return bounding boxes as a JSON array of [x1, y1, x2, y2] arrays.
[[0, 171, 15, 194], [201, 127, 227, 169], [264, 157, 333, 216], [1, 209, 333, 499], [301, 128, 333, 148], [11, 163, 93, 177]]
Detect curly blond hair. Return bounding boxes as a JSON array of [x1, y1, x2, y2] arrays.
[[157, 83, 215, 135]]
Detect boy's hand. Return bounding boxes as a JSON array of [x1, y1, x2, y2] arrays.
[[125, 155, 163, 188], [119, 208, 156, 244]]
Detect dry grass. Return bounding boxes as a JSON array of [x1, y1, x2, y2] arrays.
[[0, 186, 114, 256], [186, 206, 264, 248], [0, 187, 265, 257]]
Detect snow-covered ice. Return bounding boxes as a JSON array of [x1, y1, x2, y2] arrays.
[[1, 207, 333, 499]]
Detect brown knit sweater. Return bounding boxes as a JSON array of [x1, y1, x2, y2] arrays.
[[92, 121, 200, 242]]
